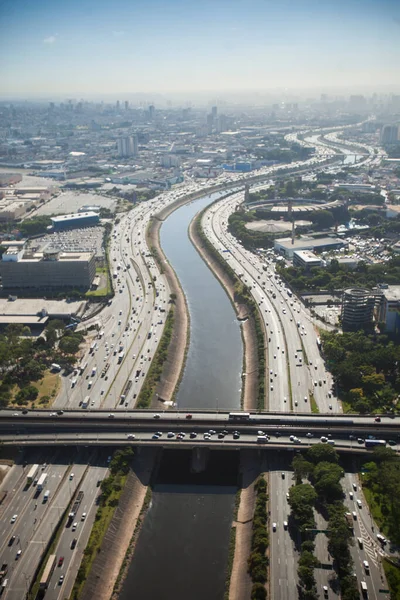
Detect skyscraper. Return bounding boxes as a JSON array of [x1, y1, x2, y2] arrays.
[[117, 135, 138, 157], [148, 105, 155, 120], [380, 125, 399, 145], [124, 101, 129, 110]]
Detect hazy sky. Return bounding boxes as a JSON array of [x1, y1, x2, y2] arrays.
[[0, 0, 399, 98]]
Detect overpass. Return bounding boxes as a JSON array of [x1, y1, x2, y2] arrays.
[[1, 409, 399, 452]]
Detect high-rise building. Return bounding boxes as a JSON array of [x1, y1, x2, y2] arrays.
[[380, 125, 399, 145], [124, 101, 129, 110], [206, 114, 213, 135], [211, 106, 218, 118], [116, 100, 120, 111], [117, 135, 138, 157], [216, 114, 227, 133], [148, 105, 155, 120], [341, 288, 376, 331]]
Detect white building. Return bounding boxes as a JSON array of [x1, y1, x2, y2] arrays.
[[293, 250, 322, 270]]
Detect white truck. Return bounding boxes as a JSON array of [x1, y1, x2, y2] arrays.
[[81, 396, 90, 409], [37, 473, 47, 492]]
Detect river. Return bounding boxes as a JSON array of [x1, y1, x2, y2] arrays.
[[118, 192, 243, 600]]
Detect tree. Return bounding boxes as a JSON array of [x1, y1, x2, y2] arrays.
[[292, 455, 313, 483], [306, 444, 339, 465], [59, 335, 81, 355], [312, 462, 344, 501], [251, 583, 267, 600]]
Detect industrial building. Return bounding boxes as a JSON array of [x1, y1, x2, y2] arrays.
[[274, 236, 346, 259], [51, 212, 100, 231], [0, 247, 96, 291], [376, 285, 400, 334], [341, 288, 376, 332], [293, 250, 322, 270]]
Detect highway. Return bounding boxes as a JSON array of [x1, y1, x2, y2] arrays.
[[0, 451, 108, 600], [195, 129, 393, 600], [1, 125, 392, 599]]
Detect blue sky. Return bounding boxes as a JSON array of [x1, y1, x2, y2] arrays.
[[0, 0, 399, 98]]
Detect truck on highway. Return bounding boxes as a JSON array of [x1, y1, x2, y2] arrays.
[[27, 464, 39, 485], [39, 554, 56, 590], [81, 396, 90, 409], [79, 361, 88, 375], [365, 439, 386, 448], [345, 512, 354, 531], [67, 490, 84, 527], [118, 352, 124, 364], [89, 342, 97, 354], [360, 581, 368, 597], [101, 363, 110, 378], [37, 473, 47, 492], [0, 564, 8, 585]]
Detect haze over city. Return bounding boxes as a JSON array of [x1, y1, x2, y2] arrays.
[[0, 0, 399, 99]]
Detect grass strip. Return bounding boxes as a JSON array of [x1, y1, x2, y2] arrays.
[[383, 558, 400, 599], [310, 392, 319, 414], [69, 449, 133, 599], [135, 308, 174, 408], [248, 476, 269, 597], [223, 527, 237, 600]]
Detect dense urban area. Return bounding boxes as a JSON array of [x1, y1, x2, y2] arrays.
[[0, 92, 400, 600]]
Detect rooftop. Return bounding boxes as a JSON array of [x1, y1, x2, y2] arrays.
[[51, 211, 99, 223]]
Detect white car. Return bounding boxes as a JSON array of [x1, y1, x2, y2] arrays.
[[11, 514, 18, 523]]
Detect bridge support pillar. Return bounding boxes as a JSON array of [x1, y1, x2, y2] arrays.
[[191, 447, 210, 473]]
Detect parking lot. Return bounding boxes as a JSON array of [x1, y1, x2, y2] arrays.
[[35, 226, 105, 258], [34, 191, 116, 216]]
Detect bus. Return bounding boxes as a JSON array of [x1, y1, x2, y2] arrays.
[[228, 412, 251, 421], [79, 362, 88, 375], [89, 342, 97, 354], [27, 464, 39, 486], [365, 439, 386, 448], [39, 554, 56, 589]]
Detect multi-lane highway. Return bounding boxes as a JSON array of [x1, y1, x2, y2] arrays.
[[1, 125, 394, 600], [0, 449, 108, 600]]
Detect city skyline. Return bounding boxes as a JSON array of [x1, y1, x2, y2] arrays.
[[0, 0, 399, 98]]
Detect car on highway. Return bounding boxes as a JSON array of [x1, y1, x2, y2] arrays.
[[59, 575, 64, 585], [58, 556, 64, 567], [69, 473, 74, 480], [81, 513, 87, 521], [8, 535, 15, 546], [363, 560, 369, 573], [72, 522, 78, 532], [272, 522, 277, 531], [16, 550, 22, 559], [71, 538, 77, 549], [10, 515, 17, 524]]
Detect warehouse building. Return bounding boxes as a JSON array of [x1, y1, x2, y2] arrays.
[[274, 236, 346, 259], [51, 211, 100, 231], [0, 248, 96, 291]]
